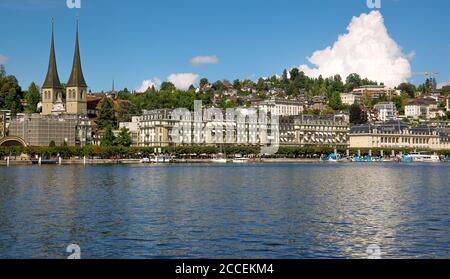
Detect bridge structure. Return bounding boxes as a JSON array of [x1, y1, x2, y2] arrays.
[[0, 136, 28, 147]]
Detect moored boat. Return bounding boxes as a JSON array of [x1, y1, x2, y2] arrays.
[[211, 158, 228, 164], [151, 155, 173, 163], [405, 152, 440, 162], [232, 158, 250, 164]]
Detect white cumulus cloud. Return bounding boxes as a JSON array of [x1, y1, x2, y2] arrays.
[[136, 77, 162, 92], [299, 11, 412, 87], [190, 55, 219, 66], [0, 54, 9, 64], [167, 73, 199, 90]]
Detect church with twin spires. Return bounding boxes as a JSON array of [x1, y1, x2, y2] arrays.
[[41, 20, 88, 116]]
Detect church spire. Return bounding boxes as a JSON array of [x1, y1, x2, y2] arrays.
[[43, 18, 62, 89], [67, 19, 87, 88]]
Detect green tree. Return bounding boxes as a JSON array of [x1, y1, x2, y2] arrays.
[[117, 100, 140, 122], [442, 86, 450, 96], [97, 97, 117, 129], [160, 81, 176, 91], [392, 93, 409, 114], [49, 140, 56, 147], [199, 78, 209, 89], [115, 127, 132, 147], [0, 74, 23, 113], [345, 73, 362, 92], [0, 65, 5, 78], [101, 125, 116, 146], [233, 79, 241, 91], [349, 103, 368, 125], [329, 91, 343, 110], [323, 107, 335, 114], [117, 88, 132, 100], [289, 68, 299, 81], [397, 83, 416, 98], [5, 87, 22, 114], [256, 78, 267, 92], [25, 82, 41, 113], [212, 80, 225, 92]]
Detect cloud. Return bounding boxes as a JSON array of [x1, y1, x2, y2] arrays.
[[299, 11, 412, 87], [405, 50, 416, 61], [190, 55, 219, 66], [167, 73, 199, 90], [136, 77, 162, 92], [0, 54, 9, 64]]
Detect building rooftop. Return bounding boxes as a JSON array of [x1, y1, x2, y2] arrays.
[[407, 98, 437, 106], [42, 23, 62, 90], [67, 23, 87, 88]]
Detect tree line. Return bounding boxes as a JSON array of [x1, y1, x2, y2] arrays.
[[1, 145, 449, 159]]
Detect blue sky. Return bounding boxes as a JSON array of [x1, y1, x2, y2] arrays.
[[0, 0, 449, 92]]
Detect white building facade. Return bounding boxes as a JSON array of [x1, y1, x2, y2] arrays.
[[374, 102, 397, 122], [253, 97, 303, 116]]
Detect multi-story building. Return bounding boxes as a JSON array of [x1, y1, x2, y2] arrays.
[[349, 120, 449, 150], [137, 108, 279, 147], [138, 109, 174, 146], [253, 97, 303, 116], [280, 114, 350, 147], [340, 93, 360, 106], [374, 102, 397, 122], [0, 110, 11, 138], [119, 116, 140, 147], [0, 113, 5, 138], [352, 85, 400, 98], [8, 114, 92, 146], [405, 98, 439, 119]]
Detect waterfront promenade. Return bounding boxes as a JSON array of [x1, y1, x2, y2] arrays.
[[0, 158, 322, 166]]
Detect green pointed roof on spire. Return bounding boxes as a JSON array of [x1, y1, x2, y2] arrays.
[[43, 20, 62, 89], [67, 21, 87, 88]]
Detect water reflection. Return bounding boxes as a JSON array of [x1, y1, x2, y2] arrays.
[[0, 164, 448, 258]]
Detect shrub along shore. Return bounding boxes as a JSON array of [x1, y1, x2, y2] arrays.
[[1, 145, 449, 160]]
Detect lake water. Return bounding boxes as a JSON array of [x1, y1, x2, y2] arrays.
[[0, 163, 449, 259]]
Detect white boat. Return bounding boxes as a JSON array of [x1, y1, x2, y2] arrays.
[[140, 158, 150, 163], [151, 155, 173, 163], [407, 152, 440, 162], [211, 158, 228, 164], [232, 158, 250, 164]]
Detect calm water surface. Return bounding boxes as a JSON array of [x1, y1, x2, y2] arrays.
[[0, 163, 449, 259]]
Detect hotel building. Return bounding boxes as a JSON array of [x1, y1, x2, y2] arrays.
[[134, 108, 278, 147], [349, 120, 449, 150], [253, 97, 304, 116], [280, 114, 350, 148]]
